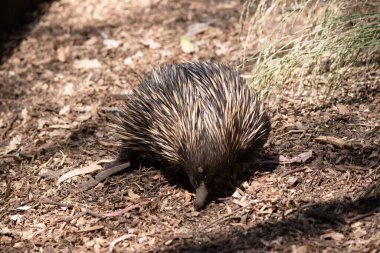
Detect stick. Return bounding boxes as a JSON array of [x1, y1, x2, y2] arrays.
[[200, 206, 245, 231], [78, 162, 130, 192], [281, 167, 307, 177], [0, 115, 17, 141], [41, 199, 104, 218]]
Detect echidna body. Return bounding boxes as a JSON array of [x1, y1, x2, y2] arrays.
[[114, 62, 270, 210]]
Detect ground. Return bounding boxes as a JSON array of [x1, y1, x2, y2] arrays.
[[0, 0, 379, 252]]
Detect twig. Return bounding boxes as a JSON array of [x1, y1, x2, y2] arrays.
[[0, 115, 17, 141], [60, 211, 88, 223], [77, 225, 104, 233], [41, 199, 104, 218], [103, 203, 142, 217], [109, 234, 136, 252], [346, 208, 380, 224], [3, 178, 12, 200], [276, 129, 306, 139], [281, 167, 308, 177], [200, 206, 245, 231], [315, 135, 359, 149], [78, 162, 130, 192]]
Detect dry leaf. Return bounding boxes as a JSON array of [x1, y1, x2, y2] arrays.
[[320, 231, 345, 241], [287, 176, 299, 186], [62, 82, 75, 96], [57, 47, 67, 62], [337, 104, 349, 115], [127, 189, 140, 199], [180, 35, 196, 53], [296, 150, 313, 163], [295, 121, 307, 130], [16, 206, 32, 211], [57, 162, 103, 184], [269, 150, 313, 164], [291, 245, 309, 253], [140, 39, 161, 49], [184, 191, 192, 205], [4, 135, 21, 154], [103, 39, 121, 49], [124, 57, 134, 66], [315, 135, 350, 149], [73, 59, 101, 69], [353, 227, 366, 238], [59, 105, 70, 115], [48, 129, 67, 138], [187, 21, 213, 37], [84, 36, 98, 45], [21, 108, 30, 125]]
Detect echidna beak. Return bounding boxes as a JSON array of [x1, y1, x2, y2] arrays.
[[194, 181, 208, 211]]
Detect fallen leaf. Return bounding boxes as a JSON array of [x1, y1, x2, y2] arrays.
[[21, 108, 30, 125], [296, 150, 313, 163], [10, 214, 20, 222], [16, 205, 32, 211], [62, 82, 75, 96], [187, 21, 214, 37], [48, 129, 67, 138], [140, 38, 161, 49], [232, 199, 248, 207], [13, 242, 25, 248], [180, 35, 196, 53], [320, 231, 345, 241], [127, 189, 140, 199], [315, 135, 350, 149], [337, 104, 349, 115], [184, 191, 192, 205], [291, 245, 309, 253], [39, 167, 71, 179], [57, 162, 103, 184], [37, 119, 48, 129], [57, 47, 67, 62], [103, 39, 121, 49], [73, 59, 101, 69], [353, 227, 366, 238], [84, 36, 98, 45], [295, 121, 307, 130], [78, 162, 130, 192], [267, 150, 313, 164], [59, 105, 70, 115], [287, 176, 299, 186], [232, 190, 241, 198], [4, 135, 21, 154], [138, 236, 148, 244], [124, 57, 134, 66], [215, 42, 230, 56]]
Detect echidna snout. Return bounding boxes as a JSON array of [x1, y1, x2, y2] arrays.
[[194, 181, 208, 210]]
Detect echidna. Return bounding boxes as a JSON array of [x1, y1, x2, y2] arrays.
[[113, 61, 270, 210]]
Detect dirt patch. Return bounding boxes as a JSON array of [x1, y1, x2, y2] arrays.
[[1, 0, 379, 252]]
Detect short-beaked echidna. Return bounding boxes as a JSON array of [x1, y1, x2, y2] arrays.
[[113, 61, 270, 210]]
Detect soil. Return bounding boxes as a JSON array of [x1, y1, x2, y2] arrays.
[[0, 0, 379, 252]]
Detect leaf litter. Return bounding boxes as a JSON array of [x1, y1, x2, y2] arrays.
[[0, 0, 379, 252]]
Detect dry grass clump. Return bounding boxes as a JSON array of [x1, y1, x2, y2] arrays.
[[239, 0, 380, 98]]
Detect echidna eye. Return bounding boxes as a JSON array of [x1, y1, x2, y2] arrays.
[[197, 166, 204, 173]]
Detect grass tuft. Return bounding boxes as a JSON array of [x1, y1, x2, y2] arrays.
[[239, 0, 380, 99]]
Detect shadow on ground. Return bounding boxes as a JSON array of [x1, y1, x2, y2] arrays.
[[164, 196, 380, 252], [0, 0, 54, 65]]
